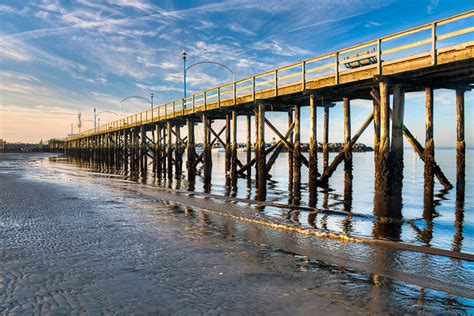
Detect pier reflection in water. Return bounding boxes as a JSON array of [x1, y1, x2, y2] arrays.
[[62, 148, 472, 255]]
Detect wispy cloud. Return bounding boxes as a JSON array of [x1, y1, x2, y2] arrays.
[[364, 21, 382, 28], [227, 23, 256, 36], [252, 39, 311, 57], [136, 83, 182, 92], [0, 4, 15, 14], [427, 0, 439, 14], [106, 0, 153, 11]]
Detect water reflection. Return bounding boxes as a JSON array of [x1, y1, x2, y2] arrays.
[[342, 158, 353, 234], [62, 149, 471, 254]]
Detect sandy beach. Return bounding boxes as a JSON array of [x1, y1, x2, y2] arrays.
[[0, 153, 472, 314]]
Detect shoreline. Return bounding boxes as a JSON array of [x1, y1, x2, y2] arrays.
[[1, 153, 472, 314]]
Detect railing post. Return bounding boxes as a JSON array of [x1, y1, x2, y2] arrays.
[[173, 101, 176, 117], [301, 61, 306, 91], [252, 76, 256, 101], [203, 92, 206, 111], [335, 51, 339, 85], [218, 87, 221, 108], [274, 69, 278, 96], [377, 39, 382, 77], [233, 82, 237, 105], [431, 22, 437, 66]]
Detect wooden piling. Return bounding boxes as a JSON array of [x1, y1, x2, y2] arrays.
[[175, 125, 182, 178], [108, 133, 112, 165], [119, 132, 122, 168], [161, 125, 167, 177], [151, 126, 156, 173], [256, 103, 266, 199], [129, 131, 133, 172], [454, 90, 465, 252], [246, 114, 252, 180], [124, 129, 129, 172], [456, 89, 465, 194], [372, 89, 381, 164], [156, 124, 162, 175], [288, 110, 294, 192], [202, 114, 212, 191], [390, 84, 405, 194], [376, 81, 390, 194], [231, 111, 238, 187], [113, 133, 117, 168], [167, 122, 173, 179], [343, 97, 352, 166], [323, 105, 329, 170], [104, 134, 108, 165], [308, 94, 318, 203], [293, 104, 301, 201], [140, 126, 146, 173], [104, 134, 107, 165], [254, 108, 259, 176], [225, 114, 231, 181], [186, 119, 195, 173], [134, 129, 140, 172], [98, 136, 102, 164], [128, 128, 136, 173], [424, 86, 435, 198], [343, 97, 351, 146]]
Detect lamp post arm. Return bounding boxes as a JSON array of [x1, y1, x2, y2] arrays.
[[120, 96, 152, 105], [97, 110, 119, 117], [186, 61, 235, 83]]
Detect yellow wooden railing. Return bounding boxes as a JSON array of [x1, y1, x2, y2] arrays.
[[70, 10, 473, 140]]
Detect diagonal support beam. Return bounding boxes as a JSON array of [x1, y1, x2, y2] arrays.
[[320, 112, 374, 183], [264, 118, 309, 168], [206, 121, 245, 169], [266, 141, 286, 173], [193, 126, 226, 168], [400, 119, 452, 189], [171, 129, 187, 146], [238, 122, 295, 174]]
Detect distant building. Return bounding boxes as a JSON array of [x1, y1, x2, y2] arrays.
[[0, 139, 5, 152]]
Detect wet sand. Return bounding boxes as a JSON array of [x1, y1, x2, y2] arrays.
[[0, 153, 472, 314]]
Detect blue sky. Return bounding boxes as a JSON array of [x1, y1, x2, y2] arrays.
[[0, 0, 472, 145]]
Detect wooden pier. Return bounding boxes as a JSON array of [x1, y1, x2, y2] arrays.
[[65, 11, 473, 220]]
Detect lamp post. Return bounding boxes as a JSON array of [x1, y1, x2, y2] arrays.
[[181, 51, 234, 98], [93, 108, 97, 129], [150, 93, 154, 109], [182, 50, 187, 98]]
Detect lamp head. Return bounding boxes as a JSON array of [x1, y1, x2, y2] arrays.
[[181, 49, 187, 61]]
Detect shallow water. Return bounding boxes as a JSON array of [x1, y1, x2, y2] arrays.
[[1, 152, 473, 314], [59, 148, 474, 254]]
